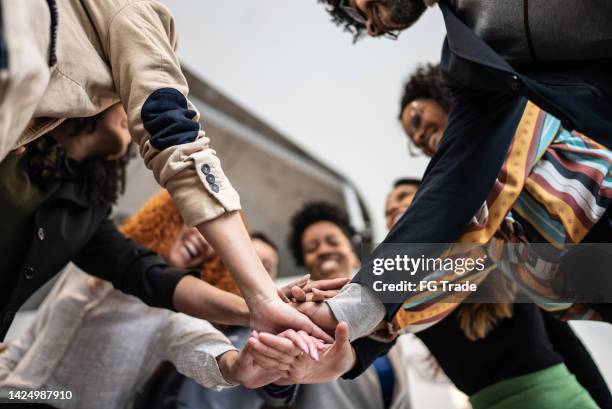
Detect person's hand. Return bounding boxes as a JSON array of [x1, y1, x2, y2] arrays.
[[289, 277, 350, 303], [217, 332, 299, 389], [291, 300, 339, 336], [278, 276, 350, 303], [272, 322, 356, 385], [250, 297, 334, 345], [277, 274, 311, 302]]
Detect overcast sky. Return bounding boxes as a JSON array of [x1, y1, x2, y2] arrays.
[[162, 0, 446, 240]]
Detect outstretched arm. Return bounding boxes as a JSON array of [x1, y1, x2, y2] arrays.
[[97, 2, 329, 342], [197, 211, 332, 343]]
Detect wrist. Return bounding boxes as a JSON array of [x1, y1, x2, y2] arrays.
[[217, 350, 240, 384], [237, 299, 251, 327], [248, 289, 281, 310]]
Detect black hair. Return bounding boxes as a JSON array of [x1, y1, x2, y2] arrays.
[[288, 201, 357, 266], [318, 0, 426, 42], [251, 231, 279, 252], [26, 114, 133, 206], [399, 63, 451, 119], [393, 177, 421, 189], [317, 0, 367, 42]]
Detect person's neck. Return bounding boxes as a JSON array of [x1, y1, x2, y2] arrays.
[[423, 0, 438, 6]]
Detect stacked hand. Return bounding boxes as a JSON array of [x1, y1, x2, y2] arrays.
[[277, 275, 350, 303], [233, 275, 357, 387], [272, 322, 356, 385], [248, 276, 349, 346], [217, 330, 319, 388]]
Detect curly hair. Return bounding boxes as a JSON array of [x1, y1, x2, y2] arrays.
[[26, 115, 132, 206], [399, 63, 451, 119], [318, 0, 367, 42], [318, 0, 426, 42], [120, 190, 242, 297], [288, 201, 357, 266]]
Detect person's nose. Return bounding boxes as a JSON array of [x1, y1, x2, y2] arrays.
[[316, 243, 335, 258], [412, 128, 427, 147]]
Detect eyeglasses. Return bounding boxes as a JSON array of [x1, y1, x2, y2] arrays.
[[339, 0, 367, 25], [339, 0, 400, 40]]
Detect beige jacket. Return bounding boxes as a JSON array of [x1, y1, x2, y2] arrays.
[[0, 0, 51, 160], [13, 0, 241, 226], [0, 265, 237, 408]]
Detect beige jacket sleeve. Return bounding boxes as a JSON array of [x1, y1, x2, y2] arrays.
[[156, 313, 238, 391], [91, 0, 240, 226]]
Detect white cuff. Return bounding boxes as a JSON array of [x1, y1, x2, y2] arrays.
[[326, 283, 386, 341]]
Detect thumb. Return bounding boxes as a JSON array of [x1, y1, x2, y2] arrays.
[[334, 322, 350, 346]]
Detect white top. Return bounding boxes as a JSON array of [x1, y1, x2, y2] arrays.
[[0, 265, 237, 409]]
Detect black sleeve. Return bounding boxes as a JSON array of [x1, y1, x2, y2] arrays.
[[542, 311, 612, 409], [73, 218, 197, 310], [352, 85, 527, 320], [259, 384, 300, 407], [342, 337, 396, 380]]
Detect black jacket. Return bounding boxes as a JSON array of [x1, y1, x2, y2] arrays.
[[0, 181, 194, 340], [348, 0, 612, 403], [353, 0, 612, 319]]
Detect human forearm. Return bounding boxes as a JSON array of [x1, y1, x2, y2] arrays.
[[173, 275, 250, 326], [197, 211, 277, 303]]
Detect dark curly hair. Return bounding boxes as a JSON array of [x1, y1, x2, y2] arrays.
[[288, 201, 357, 266], [318, 0, 426, 42], [399, 63, 451, 119], [318, 0, 367, 42], [26, 114, 132, 206]]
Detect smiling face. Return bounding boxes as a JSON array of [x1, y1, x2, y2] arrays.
[[385, 183, 419, 229], [301, 221, 360, 280], [350, 0, 427, 37], [167, 225, 215, 269], [401, 98, 448, 157]]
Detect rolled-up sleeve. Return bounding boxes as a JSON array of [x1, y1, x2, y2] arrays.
[[105, 2, 240, 226], [158, 313, 238, 391]]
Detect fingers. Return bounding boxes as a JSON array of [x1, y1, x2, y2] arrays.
[[248, 336, 299, 365], [303, 319, 334, 344], [298, 330, 319, 361], [245, 338, 292, 371], [259, 331, 304, 357], [291, 286, 307, 303], [278, 274, 310, 302], [277, 329, 314, 358], [304, 277, 350, 292], [292, 274, 311, 288]]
